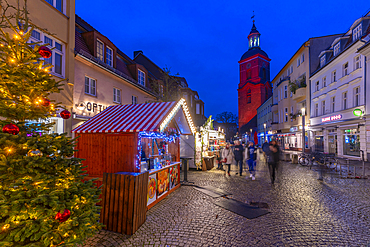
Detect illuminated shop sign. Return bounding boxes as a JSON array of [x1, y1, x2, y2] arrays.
[[290, 127, 298, 132], [353, 109, 363, 117], [76, 102, 109, 113], [321, 114, 342, 123]]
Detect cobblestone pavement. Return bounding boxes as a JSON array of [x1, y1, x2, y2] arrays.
[[84, 160, 370, 247]]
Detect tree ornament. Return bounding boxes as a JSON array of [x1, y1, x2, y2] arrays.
[[42, 98, 50, 107], [55, 209, 71, 223], [27, 149, 43, 157], [38, 46, 52, 59], [3, 123, 19, 135], [60, 110, 71, 119]]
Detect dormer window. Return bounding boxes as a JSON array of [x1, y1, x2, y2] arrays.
[[138, 69, 145, 86], [106, 46, 113, 67], [320, 55, 326, 67], [97, 40, 104, 62], [334, 42, 340, 56], [353, 23, 362, 41]]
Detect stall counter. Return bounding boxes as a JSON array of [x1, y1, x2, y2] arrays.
[[147, 162, 181, 209]]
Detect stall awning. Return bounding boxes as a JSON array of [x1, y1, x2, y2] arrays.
[[72, 99, 195, 134]]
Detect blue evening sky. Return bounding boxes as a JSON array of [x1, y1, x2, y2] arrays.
[[76, 0, 369, 117]]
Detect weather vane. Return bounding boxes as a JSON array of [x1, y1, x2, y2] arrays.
[[251, 11, 255, 23]]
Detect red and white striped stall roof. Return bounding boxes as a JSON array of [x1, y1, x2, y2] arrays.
[[72, 101, 177, 133]]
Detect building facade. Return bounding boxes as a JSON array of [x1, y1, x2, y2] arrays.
[[271, 34, 341, 151], [238, 21, 272, 134], [310, 13, 370, 160], [257, 96, 272, 144]]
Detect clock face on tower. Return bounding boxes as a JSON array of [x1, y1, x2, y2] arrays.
[[247, 63, 251, 69]]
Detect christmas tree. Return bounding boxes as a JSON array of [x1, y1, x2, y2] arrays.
[[0, 2, 102, 246]]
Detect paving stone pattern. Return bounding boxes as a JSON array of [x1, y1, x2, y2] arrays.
[[84, 161, 370, 247]]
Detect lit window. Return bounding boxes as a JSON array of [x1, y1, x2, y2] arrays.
[[85, 76, 96, 96], [354, 87, 360, 107], [353, 23, 362, 41], [354, 55, 361, 70], [284, 108, 288, 122], [320, 55, 326, 67], [138, 69, 145, 86], [96, 40, 104, 62], [343, 92, 347, 110], [334, 43, 340, 56], [132, 95, 137, 104], [331, 70, 336, 83], [106, 46, 113, 67], [343, 62, 348, 76], [113, 88, 121, 104]]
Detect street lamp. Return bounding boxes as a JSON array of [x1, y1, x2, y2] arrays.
[[250, 128, 252, 142], [263, 123, 267, 142], [301, 108, 305, 153]]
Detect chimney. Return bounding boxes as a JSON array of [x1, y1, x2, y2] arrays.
[[134, 50, 143, 58]]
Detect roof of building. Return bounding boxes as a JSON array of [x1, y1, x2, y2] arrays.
[[72, 100, 195, 134], [240, 47, 269, 61]]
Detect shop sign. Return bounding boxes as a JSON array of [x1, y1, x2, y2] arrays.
[[322, 114, 342, 123], [290, 126, 298, 132], [85, 102, 109, 113], [353, 109, 363, 117]]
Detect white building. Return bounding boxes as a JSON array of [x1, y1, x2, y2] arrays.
[[257, 96, 272, 144], [309, 13, 370, 160]]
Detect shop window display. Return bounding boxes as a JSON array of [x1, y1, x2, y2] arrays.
[[343, 129, 360, 156]]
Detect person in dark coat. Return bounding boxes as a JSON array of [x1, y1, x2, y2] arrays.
[[245, 142, 256, 180], [267, 140, 280, 184], [262, 140, 270, 162], [233, 140, 244, 176]]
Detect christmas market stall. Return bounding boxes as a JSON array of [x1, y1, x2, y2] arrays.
[[72, 99, 195, 234]]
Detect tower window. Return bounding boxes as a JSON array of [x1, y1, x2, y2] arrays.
[[247, 89, 251, 103], [262, 68, 266, 80]]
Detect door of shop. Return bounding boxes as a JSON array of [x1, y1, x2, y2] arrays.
[[315, 136, 324, 153], [328, 135, 337, 155]]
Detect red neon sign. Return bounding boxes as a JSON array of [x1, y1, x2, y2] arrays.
[[322, 114, 342, 122]]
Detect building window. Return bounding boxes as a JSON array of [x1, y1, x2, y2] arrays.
[[284, 108, 288, 122], [106, 46, 113, 67], [85, 76, 96, 96], [284, 85, 287, 98], [297, 58, 300, 67], [29, 31, 64, 76], [132, 95, 137, 104], [322, 101, 325, 115], [331, 96, 335, 113], [354, 87, 360, 107], [354, 55, 361, 70], [301, 54, 305, 63], [343, 62, 349, 76], [343, 92, 347, 110], [353, 23, 362, 41], [334, 43, 340, 56], [96, 40, 104, 62], [262, 68, 266, 80], [331, 70, 336, 83], [247, 89, 251, 103], [315, 81, 319, 91], [320, 55, 326, 67], [138, 69, 145, 86], [322, 77, 326, 87], [315, 104, 318, 117], [196, 103, 200, 114], [44, 0, 63, 13], [113, 88, 121, 104]]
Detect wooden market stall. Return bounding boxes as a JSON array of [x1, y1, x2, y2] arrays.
[[72, 99, 195, 235]]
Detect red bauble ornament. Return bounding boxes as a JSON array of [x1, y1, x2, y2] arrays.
[[55, 209, 70, 223], [3, 124, 19, 135], [42, 98, 50, 107], [60, 110, 71, 119], [38, 46, 52, 59]]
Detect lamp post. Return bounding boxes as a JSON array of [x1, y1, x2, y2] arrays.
[[301, 108, 305, 153], [263, 123, 267, 142], [250, 128, 252, 142]]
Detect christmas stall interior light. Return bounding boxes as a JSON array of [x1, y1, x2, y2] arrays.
[[0, 2, 102, 246]]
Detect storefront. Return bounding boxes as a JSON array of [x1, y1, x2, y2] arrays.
[[276, 126, 308, 151], [309, 107, 366, 160], [73, 99, 196, 213]]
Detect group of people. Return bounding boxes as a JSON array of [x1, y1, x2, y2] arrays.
[[217, 139, 280, 184]]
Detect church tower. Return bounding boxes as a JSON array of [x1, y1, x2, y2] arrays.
[[238, 20, 272, 134]]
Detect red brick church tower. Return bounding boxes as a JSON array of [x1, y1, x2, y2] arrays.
[[238, 20, 272, 134]]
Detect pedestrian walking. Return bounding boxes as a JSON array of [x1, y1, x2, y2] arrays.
[[216, 146, 224, 171], [267, 140, 280, 184], [233, 140, 244, 176], [221, 143, 234, 176], [245, 141, 256, 180], [262, 140, 270, 163]]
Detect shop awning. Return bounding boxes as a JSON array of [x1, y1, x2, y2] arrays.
[[72, 99, 195, 134]]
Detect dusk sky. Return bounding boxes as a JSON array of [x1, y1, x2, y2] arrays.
[[77, 1, 370, 117]]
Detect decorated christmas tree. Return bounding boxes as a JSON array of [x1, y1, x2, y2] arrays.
[[0, 2, 102, 246]]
